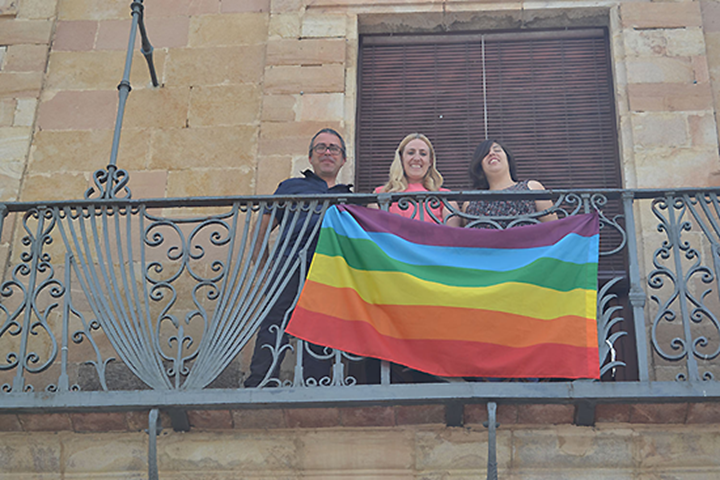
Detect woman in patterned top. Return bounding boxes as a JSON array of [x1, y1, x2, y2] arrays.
[[464, 139, 556, 227]]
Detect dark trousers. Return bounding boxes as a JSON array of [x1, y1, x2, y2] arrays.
[[244, 269, 331, 387]]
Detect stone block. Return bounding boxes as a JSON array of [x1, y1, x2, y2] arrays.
[[53, 20, 98, 51], [0, 432, 62, 472], [0, 176, 21, 201], [37, 90, 116, 130], [702, 0, 720, 33], [187, 410, 234, 429], [20, 172, 88, 201], [266, 38, 345, 66], [188, 84, 261, 126], [0, 18, 53, 44], [149, 125, 258, 170], [164, 45, 265, 86], [57, 0, 128, 21], [45, 50, 166, 91], [0, 99, 15, 127], [255, 155, 292, 194], [395, 405, 444, 425], [3, 44, 48, 72], [340, 406, 395, 427], [301, 14, 347, 38], [631, 113, 688, 149], [668, 28, 706, 57], [300, 430, 413, 471], [63, 432, 146, 473], [284, 407, 340, 428], [166, 167, 254, 197], [158, 431, 298, 471], [688, 113, 719, 146], [258, 120, 342, 156], [17, 413, 72, 431], [297, 93, 344, 121], [17, 0, 59, 19], [517, 404, 574, 425], [463, 403, 488, 425], [188, 14, 268, 47], [70, 412, 129, 432], [686, 402, 720, 423], [0, 72, 43, 98], [0, 414, 22, 431], [221, 0, 270, 13], [13, 98, 37, 126], [692, 55, 710, 83], [0, 126, 32, 161], [144, 0, 219, 17], [29, 128, 149, 174], [124, 170, 168, 199], [513, 427, 634, 469], [95, 16, 190, 50], [627, 83, 713, 112], [621, 2, 702, 29], [124, 87, 188, 129], [261, 94, 296, 122], [272, 0, 302, 13], [633, 147, 720, 188], [269, 13, 301, 38], [415, 428, 498, 471], [231, 408, 287, 429], [595, 403, 631, 423], [626, 57, 694, 84], [636, 427, 720, 468], [263, 64, 346, 94], [629, 403, 688, 423]]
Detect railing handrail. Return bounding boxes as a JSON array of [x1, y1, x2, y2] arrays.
[[3, 186, 720, 212]]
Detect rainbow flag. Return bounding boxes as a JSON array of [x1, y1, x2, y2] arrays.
[[286, 205, 600, 379]]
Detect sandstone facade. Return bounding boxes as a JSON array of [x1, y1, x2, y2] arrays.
[[1, 0, 720, 477]]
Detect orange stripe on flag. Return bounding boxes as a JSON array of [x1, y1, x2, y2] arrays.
[[297, 280, 598, 349]]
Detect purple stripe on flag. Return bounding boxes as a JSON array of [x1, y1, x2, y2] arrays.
[[337, 204, 598, 249]]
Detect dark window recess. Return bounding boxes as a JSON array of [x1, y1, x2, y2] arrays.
[[357, 29, 636, 380]]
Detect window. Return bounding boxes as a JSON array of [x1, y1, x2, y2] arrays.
[[356, 28, 619, 192]]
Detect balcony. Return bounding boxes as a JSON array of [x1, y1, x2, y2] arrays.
[[2, 187, 720, 478], [1, 186, 719, 401]]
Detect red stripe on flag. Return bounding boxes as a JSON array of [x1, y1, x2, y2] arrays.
[[288, 307, 600, 379]]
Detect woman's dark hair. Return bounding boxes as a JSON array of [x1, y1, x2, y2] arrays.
[[468, 139, 519, 189]]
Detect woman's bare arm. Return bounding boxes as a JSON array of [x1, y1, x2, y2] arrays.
[[527, 180, 558, 222]]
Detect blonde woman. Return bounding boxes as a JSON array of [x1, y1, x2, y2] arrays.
[[373, 133, 460, 227]]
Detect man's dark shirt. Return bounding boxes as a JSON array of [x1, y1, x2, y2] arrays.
[[268, 169, 352, 262]]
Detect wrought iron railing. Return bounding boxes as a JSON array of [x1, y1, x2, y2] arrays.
[[2, 188, 720, 399], [2, 188, 720, 479]]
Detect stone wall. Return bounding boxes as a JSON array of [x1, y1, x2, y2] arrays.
[[2, 418, 720, 478], [2, 0, 720, 476]]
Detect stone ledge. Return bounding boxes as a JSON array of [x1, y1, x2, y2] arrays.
[[2, 401, 719, 433]]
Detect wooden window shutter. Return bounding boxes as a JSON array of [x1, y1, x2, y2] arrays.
[[356, 28, 624, 277]]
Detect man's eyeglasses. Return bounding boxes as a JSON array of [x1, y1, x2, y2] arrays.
[[312, 143, 344, 155]]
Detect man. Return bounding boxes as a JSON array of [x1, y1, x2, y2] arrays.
[[244, 128, 352, 388]]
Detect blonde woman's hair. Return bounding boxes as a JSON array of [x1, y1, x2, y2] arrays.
[[379, 133, 444, 193]]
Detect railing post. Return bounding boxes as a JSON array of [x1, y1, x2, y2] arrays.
[[622, 192, 650, 382], [485, 402, 498, 480], [148, 408, 161, 480]]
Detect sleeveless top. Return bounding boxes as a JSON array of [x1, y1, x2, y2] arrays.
[[465, 180, 536, 228], [374, 183, 450, 223]]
